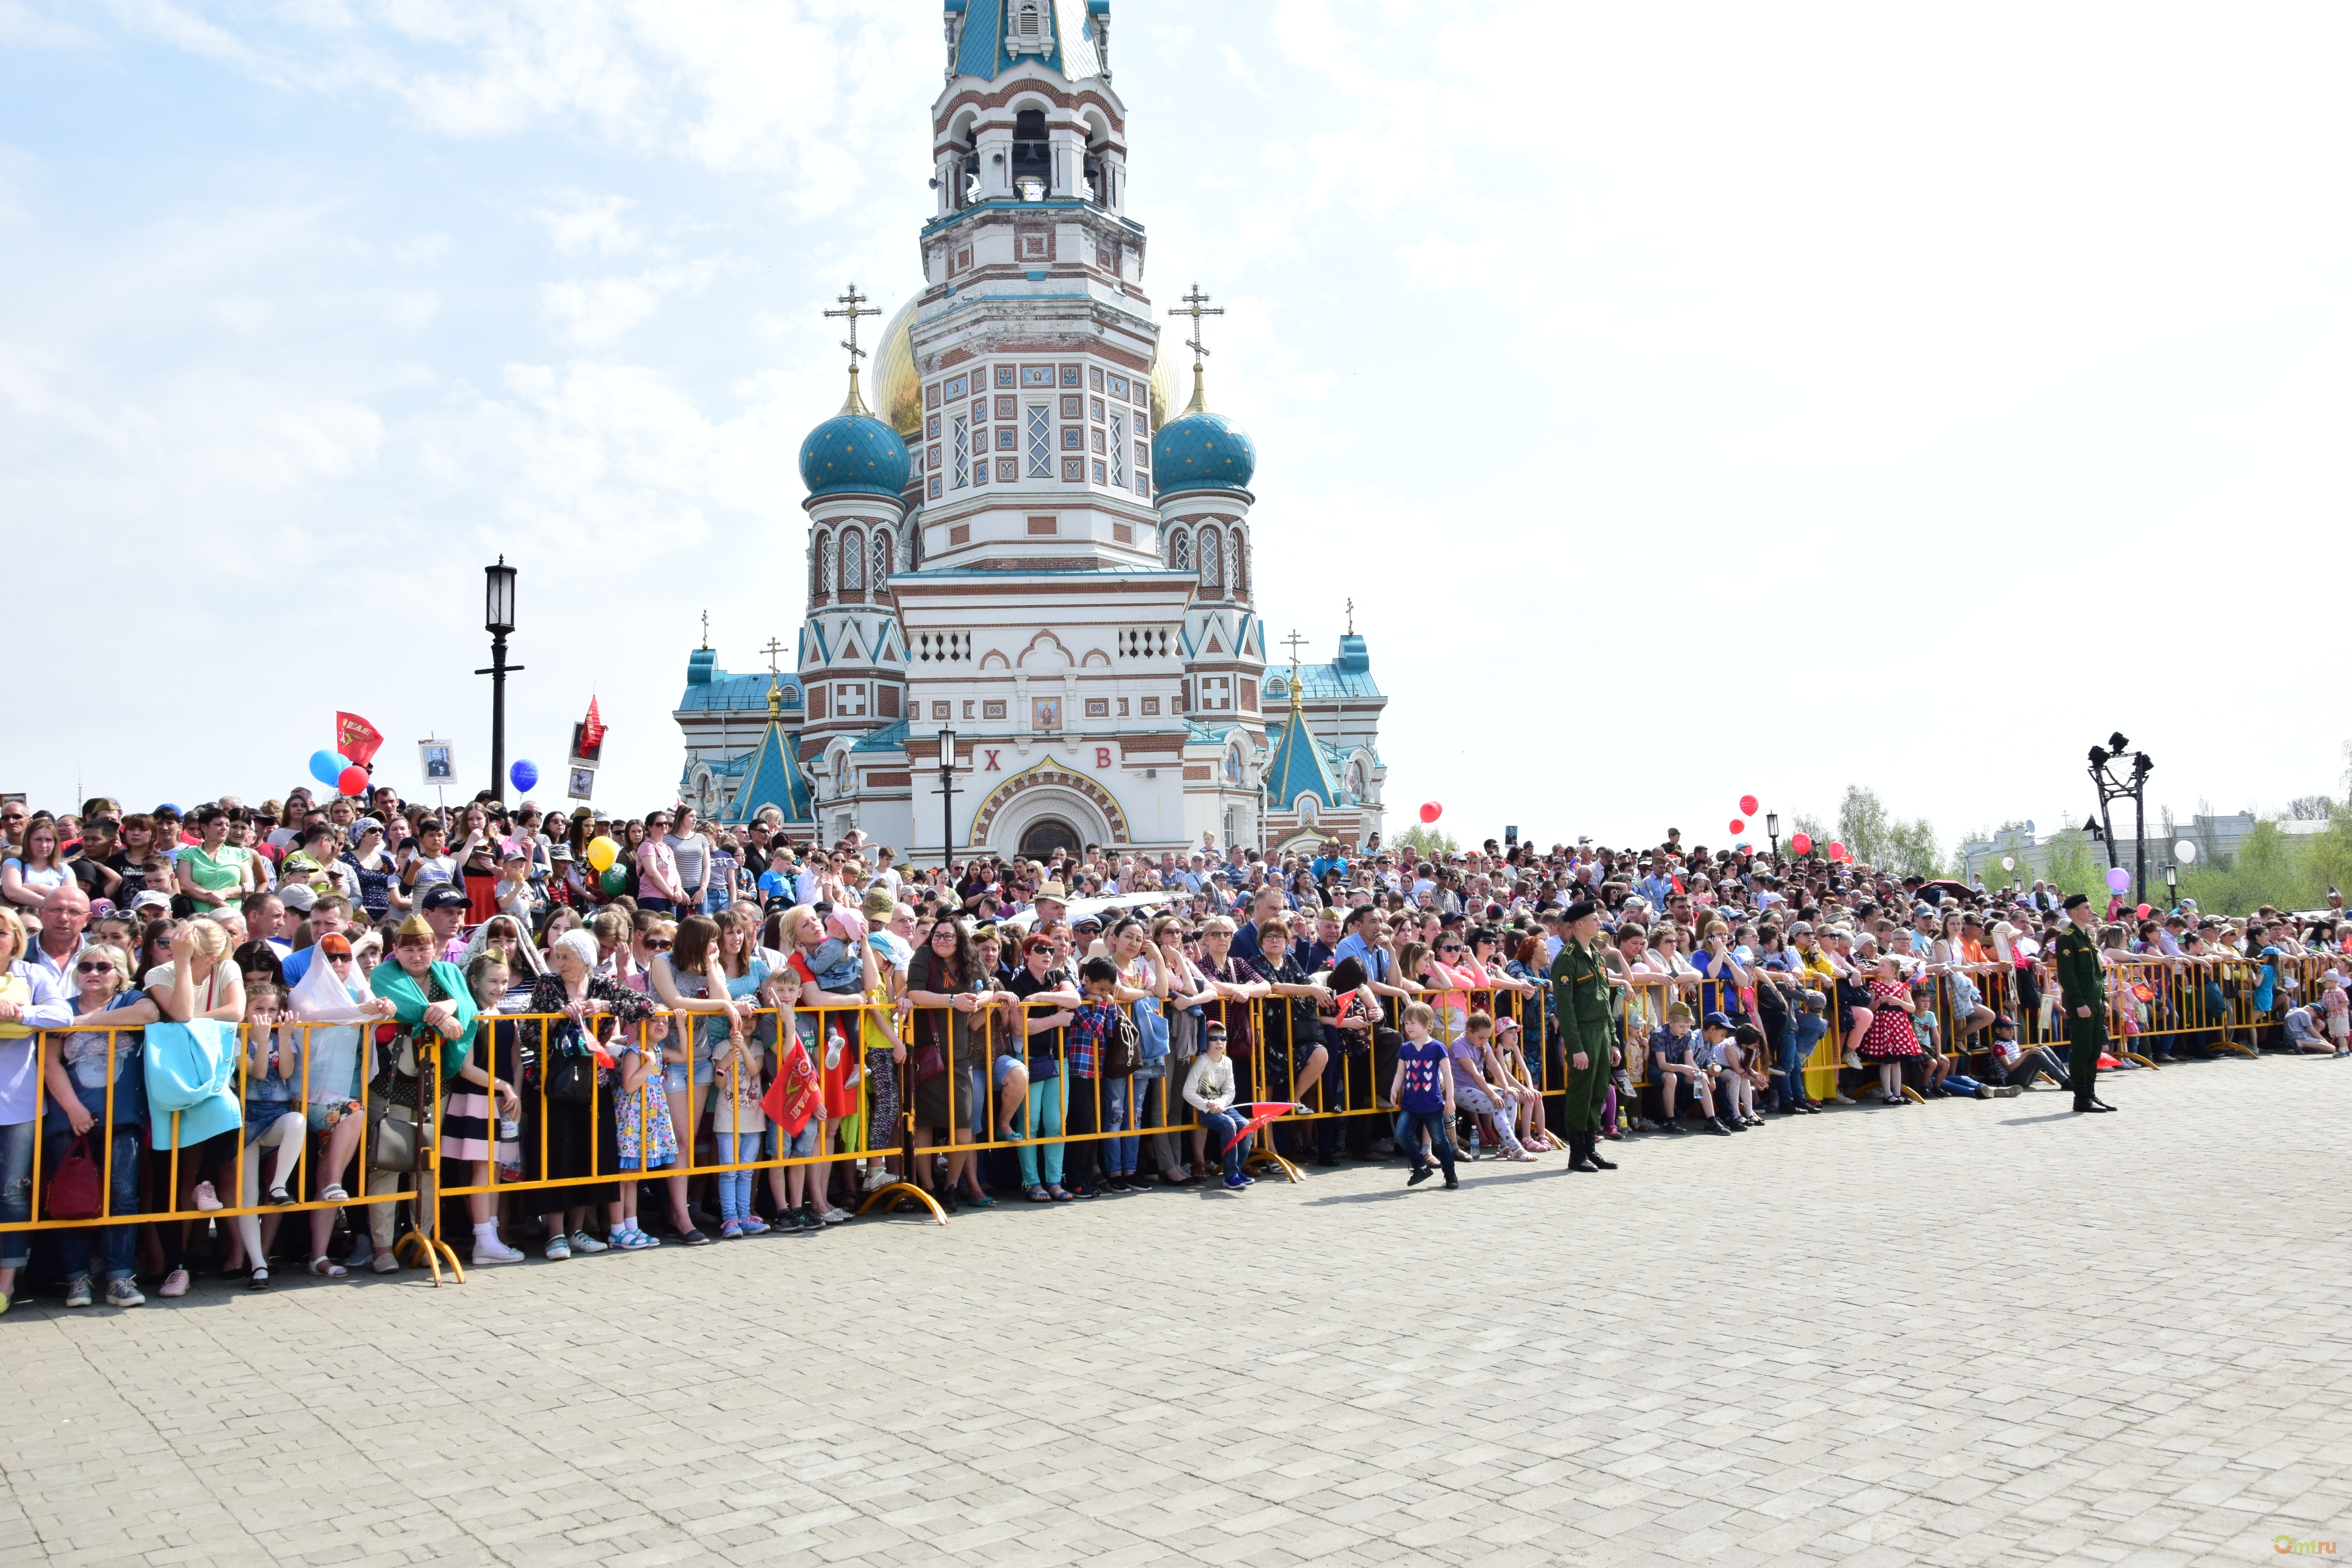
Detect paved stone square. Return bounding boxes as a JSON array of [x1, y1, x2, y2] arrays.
[[4, 1057, 2349, 1567]]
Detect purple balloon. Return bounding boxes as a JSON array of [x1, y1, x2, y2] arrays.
[[2105, 866, 2131, 893]]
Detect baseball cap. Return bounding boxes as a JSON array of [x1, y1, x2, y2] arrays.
[[278, 884, 318, 912], [1702, 1011, 1737, 1031], [421, 887, 470, 911], [131, 891, 171, 912]]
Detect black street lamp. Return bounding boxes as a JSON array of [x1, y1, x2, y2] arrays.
[[938, 728, 958, 870], [476, 557, 523, 803], [1765, 811, 1780, 858], [2085, 731, 2153, 899], [2165, 862, 2179, 909]]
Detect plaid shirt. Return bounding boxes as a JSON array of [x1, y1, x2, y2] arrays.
[[1068, 999, 1121, 1079]]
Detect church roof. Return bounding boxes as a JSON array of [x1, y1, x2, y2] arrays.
[[955, 0, 1103, 82], [1261, 702, 1339, 811], [851, 719, 911, 753], [717, 710, 813, 825], [1261, 633, 1381, 702], [680, 648, 805, 713]]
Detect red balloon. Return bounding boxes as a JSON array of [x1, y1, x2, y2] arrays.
[[336, 764, 370, 797], [1728, 818, 1745, 835], [1418, 802, 1442, 824], [1789, 833, 1812, 855], [2135, 903, 2152, 919], [1827, 841, 1846, 861], [1739, 795, 1759, 817]]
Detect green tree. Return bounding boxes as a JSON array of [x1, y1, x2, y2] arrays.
[[2042, 829, 2107, 900], [1397, 824, 1457, 860], [1837, 786, 1892, 866], [1884, 819, 1945, 879]]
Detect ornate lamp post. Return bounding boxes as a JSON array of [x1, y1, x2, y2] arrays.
[[477, 557, 522, 802]]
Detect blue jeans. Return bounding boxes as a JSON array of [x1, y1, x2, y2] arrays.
[[1392, 1109, 1455, 1178], [1782, 1013, 1827, 1107], [1019, 1076, 1065, 1188], [1202, 1109, 1246, 1180], [0, 1120, 33, 1269], [713, 1131, 760, 1223], [1101, 1080, 1136, 1175]]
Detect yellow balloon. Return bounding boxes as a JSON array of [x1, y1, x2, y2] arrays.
[[586, 835, 619, 873]]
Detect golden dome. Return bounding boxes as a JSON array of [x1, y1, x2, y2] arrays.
[[871, 290, 1179, 437]]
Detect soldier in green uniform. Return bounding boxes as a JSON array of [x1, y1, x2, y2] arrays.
[[1550, 900, 1628, 1171], [2054, 893, 2116, 1113]]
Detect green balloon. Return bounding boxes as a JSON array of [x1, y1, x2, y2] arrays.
[[601, 867, 628, 896]]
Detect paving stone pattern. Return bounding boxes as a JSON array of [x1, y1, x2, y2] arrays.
[[3, 1059, 2349, 1566]]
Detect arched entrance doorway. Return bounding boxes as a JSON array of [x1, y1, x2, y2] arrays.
[[1019, 818, 1082, 862]]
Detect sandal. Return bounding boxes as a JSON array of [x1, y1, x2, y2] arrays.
[[307, 1256, 348, 1278], [1025, 1184, 1053, 1203], [1047, 1185, 1073, 1202], [962, 1192, 997, 1209], [319, 1184, 348, 1203]]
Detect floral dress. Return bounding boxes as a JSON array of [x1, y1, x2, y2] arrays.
[[1860, 978, 1922, 1060], [615, 1058, 678, 1171]]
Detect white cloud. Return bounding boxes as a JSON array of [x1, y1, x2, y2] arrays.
[[532, 191, 641, 256], [538, 254, 731, 348]]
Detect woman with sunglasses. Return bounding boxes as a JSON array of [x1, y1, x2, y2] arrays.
[[28, 938, 149, 1307], [904, 917, 1016, 1210], [1009, 933, 1080, 1201]]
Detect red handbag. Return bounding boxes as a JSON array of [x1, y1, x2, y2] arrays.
[[46, 1133, 103, 1221]]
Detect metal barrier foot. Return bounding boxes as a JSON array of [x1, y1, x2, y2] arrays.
[[395, 1231, 442, 1285], [857, 1180, 949, 1225], [2122, 1051, 2162, 1071], [1243, 1148, 1304, 1183], [1901, 1086, 1929, 1105]]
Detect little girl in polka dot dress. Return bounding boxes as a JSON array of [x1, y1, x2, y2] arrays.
[[1860, 955, 1923, 1105]]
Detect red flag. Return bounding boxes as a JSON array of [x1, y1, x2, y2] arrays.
[[1220, 1101, 1308, 1154], [581, 695, 606, 750], [335, 711, 385, 766]]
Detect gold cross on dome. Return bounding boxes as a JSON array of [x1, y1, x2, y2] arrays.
[[1280, 629, 1309, 710], [1168, 283, 1223, 413], [760, 637, 786, 675], [824, 283, 880, 369]]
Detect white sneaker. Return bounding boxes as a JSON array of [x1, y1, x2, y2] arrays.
[[473, 1238, 527, 1265], [864, 1167, 893, 1193], [568, 1230, 609, 1254], [192, 1181, 223, 1212]]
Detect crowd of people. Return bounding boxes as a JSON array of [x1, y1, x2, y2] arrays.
[[3, 787, 2346, 1312]]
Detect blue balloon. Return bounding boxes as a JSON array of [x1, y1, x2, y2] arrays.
[[309, 750, 346, 786], [510, 759, 539, 793]]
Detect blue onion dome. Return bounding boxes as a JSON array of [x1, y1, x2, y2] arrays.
[[1151, 367, 1255, 495], [799, 368, 909, 500]]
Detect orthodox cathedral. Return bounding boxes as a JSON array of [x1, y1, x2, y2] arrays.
[[675, 0, 1388, 862]]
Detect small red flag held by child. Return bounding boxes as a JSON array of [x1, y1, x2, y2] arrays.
[[1220, 1102, 1310, 1154]]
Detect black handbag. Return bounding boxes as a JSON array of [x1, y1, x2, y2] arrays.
[[545, 1018, 598, 1103]]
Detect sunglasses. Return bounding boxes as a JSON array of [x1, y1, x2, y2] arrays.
[[643, 939, 673, 951], [75, 960, 117, 975]]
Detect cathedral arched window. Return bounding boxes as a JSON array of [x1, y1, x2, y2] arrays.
[[1231, 528, 1248, 597], [1170, 528, 1191, 572], [873, 529, 894, 593], [1200, 526, 1223, 591], [842, 527, 864, 591], [816, 530, 834, 594]]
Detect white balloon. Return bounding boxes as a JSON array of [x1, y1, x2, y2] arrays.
[[2174, 839, 2198, 864], [2001, 857, 2015, 871]]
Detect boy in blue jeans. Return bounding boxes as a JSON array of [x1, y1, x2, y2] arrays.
[[1389, 1002, 1458, 1190]]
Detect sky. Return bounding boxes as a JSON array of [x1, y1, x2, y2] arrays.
[[3, 0, 2348, 858]]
